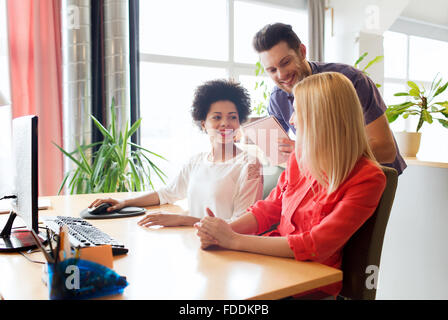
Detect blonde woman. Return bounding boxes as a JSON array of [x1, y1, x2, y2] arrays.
[[195, 72, 387, 297]]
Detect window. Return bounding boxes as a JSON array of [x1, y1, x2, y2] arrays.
[[383, 31, 448, 160], [0, 0, 13, 195], [139, 0, 307, 189]]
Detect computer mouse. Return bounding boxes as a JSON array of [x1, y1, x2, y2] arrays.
[[89, 203, 113, 215]]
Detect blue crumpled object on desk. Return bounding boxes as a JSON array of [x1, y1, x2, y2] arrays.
[[47, 258, 128, 300]]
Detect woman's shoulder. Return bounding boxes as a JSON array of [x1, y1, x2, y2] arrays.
[[183, 152, 209, 167], [349, 157, 387, 185]]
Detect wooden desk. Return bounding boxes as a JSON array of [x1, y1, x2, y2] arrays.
[[0, 193, 342, 300]]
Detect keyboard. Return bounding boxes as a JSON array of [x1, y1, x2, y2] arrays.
[[42, 216, 128, 255]]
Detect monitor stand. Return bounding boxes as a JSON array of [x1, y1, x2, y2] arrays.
[[0, 212, 46, 252]]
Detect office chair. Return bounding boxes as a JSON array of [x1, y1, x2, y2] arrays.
[[262, 165, 285, 199], [256, 165, 285, 236], [338, 166, 398, 300]]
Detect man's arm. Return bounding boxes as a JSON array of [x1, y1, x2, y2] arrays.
[[365, 114, 397, 164]]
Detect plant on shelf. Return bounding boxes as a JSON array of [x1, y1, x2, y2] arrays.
[[54, 98, 167, 195], [354, 52, 384, 88], [385, 75, 448, 157], [386, 75, 448, 132], [252, 61, 270, 117]]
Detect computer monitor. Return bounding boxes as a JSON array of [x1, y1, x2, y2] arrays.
[[0, 115, 44, 252]]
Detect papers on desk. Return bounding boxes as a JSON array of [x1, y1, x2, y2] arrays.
[[0, 198, 51, 214]]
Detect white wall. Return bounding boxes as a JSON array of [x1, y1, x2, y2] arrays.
[[401, 0, 448, 26], [324, 0, 409, 85], [377, 164, 448, 299]]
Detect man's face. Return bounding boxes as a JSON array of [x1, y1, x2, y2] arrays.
[[259, 41, 311, 94]]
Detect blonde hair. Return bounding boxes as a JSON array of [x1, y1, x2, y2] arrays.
[[292, 72, 377, 194]]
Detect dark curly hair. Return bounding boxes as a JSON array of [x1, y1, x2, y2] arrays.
[[191, 79, 251, 129]]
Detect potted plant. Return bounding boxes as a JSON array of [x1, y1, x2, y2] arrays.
[[54, 98, 167, 194], [386, 75, 448, 157]]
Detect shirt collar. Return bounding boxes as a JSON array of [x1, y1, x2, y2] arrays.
[[308, 61, 319, 75]]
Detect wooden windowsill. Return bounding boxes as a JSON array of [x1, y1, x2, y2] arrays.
[[404, 157, 448, 169]]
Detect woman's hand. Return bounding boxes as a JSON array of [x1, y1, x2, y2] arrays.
[[137, 212, 191, 227], [195, 214, 239, 250], [89, 197, 126, 212]]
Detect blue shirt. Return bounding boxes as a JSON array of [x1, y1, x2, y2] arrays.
[[268, 61, 406, 175]]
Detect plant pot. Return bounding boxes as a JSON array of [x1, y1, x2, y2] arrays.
[[394, 131, 422, 158]]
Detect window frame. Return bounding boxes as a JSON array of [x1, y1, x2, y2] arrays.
[[383, 27, 447, 131], [139, 0, 306, 88]]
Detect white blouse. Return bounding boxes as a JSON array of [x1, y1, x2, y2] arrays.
[[157, 150, 263, 220]]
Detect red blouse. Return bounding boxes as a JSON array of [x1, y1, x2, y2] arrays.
[[249, 152, 386, 296]]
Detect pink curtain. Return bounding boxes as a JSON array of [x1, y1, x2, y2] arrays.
[[7, 0, 63, 196]]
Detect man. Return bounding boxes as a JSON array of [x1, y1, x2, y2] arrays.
[[253, 23, 406, 175]]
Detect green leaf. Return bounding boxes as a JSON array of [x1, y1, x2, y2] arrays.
[[430, 106, 440, 112], [430, 73, 441, 93], [141, 153, 167, 185], [394, 92, 410, 97], [438, 119, 448, 128], [52, 142, 90, 174], [111, 97, 117, 141], [76, 143, 92, 175], [362, 55, 384, 72], [434, 81, 448, 98], [354, 52, 368, 68], [57, 172, 71, 195], [126, 118, 142, 141], [388, 101, 415, 108], [407, 81, 421, 93], [422, 109, 433, 124], [387, 113, 400, 123], [129, 142, 168, 161], [128, 160, 141, 191], [386, 109, 400, 123], [409, 88, 420, 97], [66, 142, 102, 157], [90, 115, 113, 141], [121, 122, 129, 170]]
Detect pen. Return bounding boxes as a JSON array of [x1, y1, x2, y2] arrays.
[[54, 233, 61, 265], [46, 228, 54, 260], [74, 246, 80, 259]]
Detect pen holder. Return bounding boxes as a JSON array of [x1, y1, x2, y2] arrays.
[[46, 258, 128, 300]]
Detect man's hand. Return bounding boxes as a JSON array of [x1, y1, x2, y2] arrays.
[[278, 138, 295, 155]]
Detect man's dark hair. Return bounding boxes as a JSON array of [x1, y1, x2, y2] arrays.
[[253, 23, 302, 53], [191, 79, 251, 129]]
